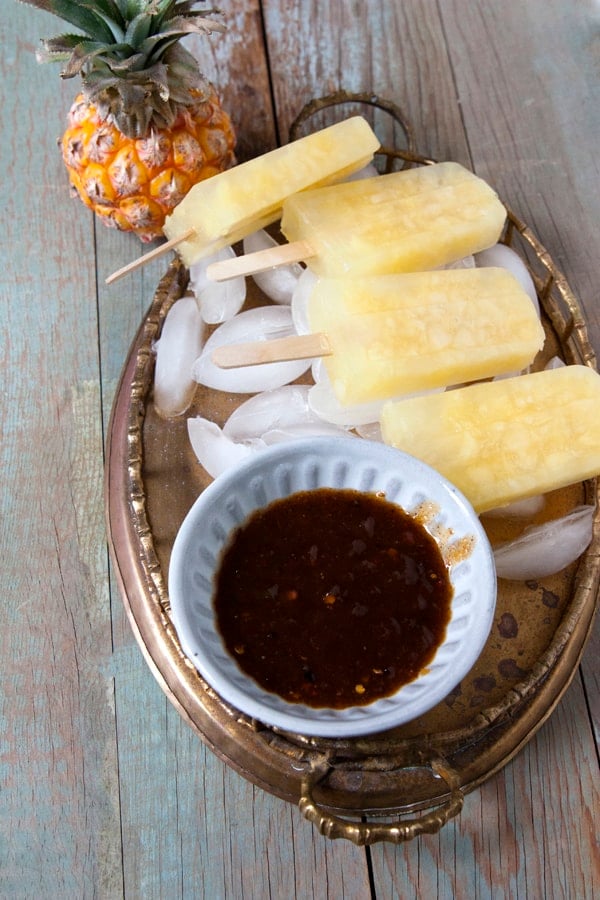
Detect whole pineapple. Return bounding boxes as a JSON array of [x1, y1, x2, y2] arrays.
[[21, 0, 236, 242]]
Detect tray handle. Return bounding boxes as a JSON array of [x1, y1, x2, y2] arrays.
[[299, 756, 464, 845]]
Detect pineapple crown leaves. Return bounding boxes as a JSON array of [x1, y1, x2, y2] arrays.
[[19, 0, 227, 137]]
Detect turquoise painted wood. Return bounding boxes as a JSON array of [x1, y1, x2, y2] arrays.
[[2, 1, 599, 896]]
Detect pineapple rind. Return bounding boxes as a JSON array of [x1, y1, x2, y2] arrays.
[[62, 91, 236, 241], [22, 0, 236, 239]]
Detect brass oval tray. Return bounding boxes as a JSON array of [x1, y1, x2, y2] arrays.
[[105, 101, 600, 845]]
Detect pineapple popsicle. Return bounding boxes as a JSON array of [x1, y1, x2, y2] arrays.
[[279, 161, 507, 277], [380, 365, 600, 513], [163, 116, 380, 266], [306, 267, 544, 406]]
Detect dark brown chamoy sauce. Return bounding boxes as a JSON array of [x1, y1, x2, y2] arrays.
[[214, 488, 453, 709]]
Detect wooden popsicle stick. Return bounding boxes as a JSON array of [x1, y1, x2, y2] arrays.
[[105, 227, 196, 284], [211, 332, 332, 368], [206, 239, 315, 282]]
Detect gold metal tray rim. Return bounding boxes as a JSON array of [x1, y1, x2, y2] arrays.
[[105, 141, 600, 837]]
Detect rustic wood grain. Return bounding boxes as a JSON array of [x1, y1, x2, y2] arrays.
[[2, 6, 122, 895], [262, 0, 472, 162], [368, 678, 600, 897], [439, 0, 600, 340], [2, 0, 599, 896], [583, 612, 600, 746]]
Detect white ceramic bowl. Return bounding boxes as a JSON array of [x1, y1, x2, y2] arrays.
[[168, 437, 497, 737]]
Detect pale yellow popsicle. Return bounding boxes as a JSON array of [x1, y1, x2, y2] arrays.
[[380, 365, 600, 513], [163, 116, 380, 265], [280, 162, 506, 276], [307, 268, 544, 406]]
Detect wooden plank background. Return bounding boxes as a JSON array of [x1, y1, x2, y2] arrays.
[[2, 0, 599, 896]]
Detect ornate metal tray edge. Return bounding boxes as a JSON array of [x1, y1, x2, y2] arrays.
[[105, 101, 600, 845]]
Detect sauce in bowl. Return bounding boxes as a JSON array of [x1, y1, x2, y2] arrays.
[[214, 488, 453, 709]]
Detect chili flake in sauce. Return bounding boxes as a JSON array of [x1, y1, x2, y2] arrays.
[[214, 488, 453, 708]]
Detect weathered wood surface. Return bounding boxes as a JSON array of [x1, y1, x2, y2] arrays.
[[2, 0, 598, 896]]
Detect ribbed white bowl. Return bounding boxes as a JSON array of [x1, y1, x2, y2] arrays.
[[168, 437, 496, 737]]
